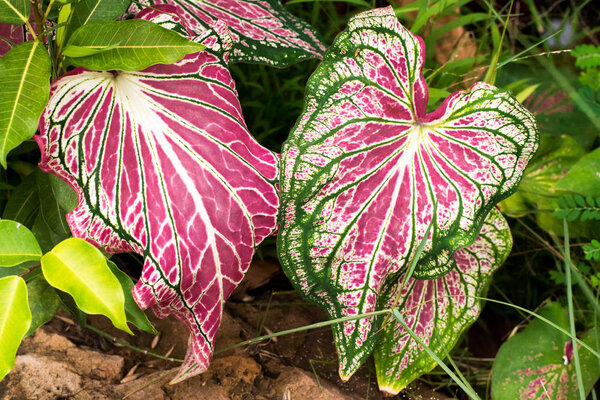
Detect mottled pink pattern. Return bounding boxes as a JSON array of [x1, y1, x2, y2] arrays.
[[374, 208, 511, 394], [128, 0, 325, 65], [279, 6, 538, 379], [36, 13, 278, 382]]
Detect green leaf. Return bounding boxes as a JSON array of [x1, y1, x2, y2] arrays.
[[2, 173, 38, 226], [48, 173, 77, 213], [36, 170, 71, 237], [491, 302, 600, 400], [25, 277, 60, 337], [0, 219, 42, 267], [0, 0, 29, 24], [555, 148, 600, 198], [41, 238, 132, 334], [0, 275, 31, 380], [62, 0, 131, 43], [64, 19, 205, 71], [0, 41, 51, 168], [106, 260, 156, 334]]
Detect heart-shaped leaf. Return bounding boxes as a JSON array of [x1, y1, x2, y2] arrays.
[[129, 0, 326, 66], [0, 40, 51, 168], [41, 237, 131, 334], [278, 7, 538, 379], [374, 208, 512, 395], [64, 19, 205, 71], [37, 11, 279, 382], [492, 302, 600, 400], [0, 275, 31, 381], [0, 219, 42, 267]]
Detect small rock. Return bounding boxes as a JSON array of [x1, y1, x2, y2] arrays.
[[0, 354, 82, 399], [271, 366, 361, 400]]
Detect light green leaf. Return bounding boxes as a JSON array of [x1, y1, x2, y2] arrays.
[[64, 19, 205, 71], [0, 219, 42, 267], [41, 238, 132, 334], [62, 0, 131, 43], [25, 277, 60, 336], [0, 41, 51, 168], [0, 275, 31, 380], [0, 0, 29, 25], [107, 261, 156, 334], [555, 147, 600, 197], [492, 302, 600, 400]]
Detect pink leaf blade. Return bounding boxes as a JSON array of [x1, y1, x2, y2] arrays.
[[128, 0, 326, 66], [278, 6, 538, 379], [374, 208, 512, 395], [37, 20, 279, 381]]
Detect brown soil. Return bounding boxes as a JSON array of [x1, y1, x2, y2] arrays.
[[0, 270, 455, 400]]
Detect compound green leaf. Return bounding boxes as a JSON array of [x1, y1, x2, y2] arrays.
[[374, 208, 512, 394], [0, 219, 42, 267], [0, 41, 51, 168], [63, 19, 205, 71], [0, 275, 31, 380], [41, 238, 131, 334]]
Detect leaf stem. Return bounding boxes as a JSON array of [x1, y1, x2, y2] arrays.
[[563, 219, 586, 400], [83, 323, 184, 363]]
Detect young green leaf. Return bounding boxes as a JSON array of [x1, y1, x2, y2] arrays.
[[0, 40, 51, 168], [62, 0, 131, 43], [0, 275, 31, 381], [491, 302, 600, 400], [63, 19, 205, 71], [0, 0, 29, 25], [40, 238, 132, 334], [374, 208, 512, 394], [0, 219, 42, 267], [106, 260, 156, 334], [25, 277, 60, 336]]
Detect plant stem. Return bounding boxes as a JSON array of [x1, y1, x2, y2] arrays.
[[83, 323, 184, 363], [563, 219, 586, 400]]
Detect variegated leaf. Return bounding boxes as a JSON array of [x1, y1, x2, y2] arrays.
[[374, 208, 511, 395], [278, 7, 538, 379], [0, 23, 27, 57], [129, 0, 326, 66], [36, 10, 279, 382]]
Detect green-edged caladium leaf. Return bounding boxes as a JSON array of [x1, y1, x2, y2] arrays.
[[0, 275, 31, 381], [37, 9, 279, 383], [374, 208, 512, 395], [63, 19, 205, 71], [0, 40, 51, 168], [128, 0, 325, 66], [491, 302, 600, 400], [278, 6, 538, 379], [0, 219, 42, 266]]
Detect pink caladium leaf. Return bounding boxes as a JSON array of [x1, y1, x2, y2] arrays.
[[128, 0, 326, 66], [374, 208, 511, 395], [36, 9, 279, 383], [278, 7, 538, 379], [491, 302, 600, 400]]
